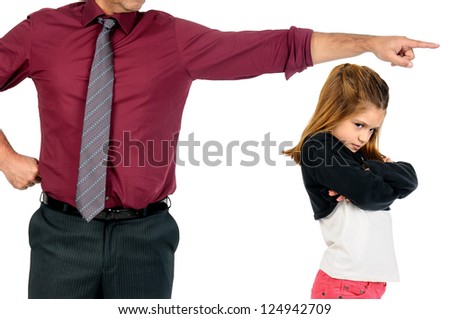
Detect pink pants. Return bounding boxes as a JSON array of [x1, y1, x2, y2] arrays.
[[311, 270, 387, 299]]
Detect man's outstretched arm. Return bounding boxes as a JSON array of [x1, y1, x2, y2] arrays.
[[311, 32, 439, 67]]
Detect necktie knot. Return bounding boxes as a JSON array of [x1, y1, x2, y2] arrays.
[[98, 17, 116, 30]]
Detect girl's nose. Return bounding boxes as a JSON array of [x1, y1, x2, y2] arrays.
[[358, 133, 370, 144]]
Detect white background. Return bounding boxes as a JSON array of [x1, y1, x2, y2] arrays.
[[0, 0, 447, 318]]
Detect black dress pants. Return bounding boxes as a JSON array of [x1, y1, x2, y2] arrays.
[[28, 203, 179, 299]]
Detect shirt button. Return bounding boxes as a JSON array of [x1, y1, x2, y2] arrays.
[[105, 196, 110, 201]]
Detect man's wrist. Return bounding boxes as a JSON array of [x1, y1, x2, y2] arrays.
[[360, 35, 377, 54], [0, 130, 16, 173]]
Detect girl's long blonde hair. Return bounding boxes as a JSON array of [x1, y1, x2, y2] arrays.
[[285, 63, 389, 165]]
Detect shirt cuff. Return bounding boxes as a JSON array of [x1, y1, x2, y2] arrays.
[[285, 27, 314, 80]]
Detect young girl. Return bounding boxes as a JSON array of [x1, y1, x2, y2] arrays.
[[285, 63, 418, 299]]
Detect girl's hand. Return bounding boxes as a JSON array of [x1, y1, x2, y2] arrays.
[[382, 155, 393, 163], [328, 190, 350, 202]]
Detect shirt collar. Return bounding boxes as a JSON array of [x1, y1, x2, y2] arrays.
[[82, 0, 138, 34]]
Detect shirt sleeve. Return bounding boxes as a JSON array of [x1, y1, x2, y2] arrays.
[[0, 18, 31, 92], [364, 160, 418, 199], [303, 138, 418, 211], [174, 18, 313, 81]]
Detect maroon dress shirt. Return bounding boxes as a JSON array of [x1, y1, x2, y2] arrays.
[[0, 0, 313, 209]]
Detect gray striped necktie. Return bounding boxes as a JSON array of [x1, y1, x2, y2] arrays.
[[76, 18, 116, 222]]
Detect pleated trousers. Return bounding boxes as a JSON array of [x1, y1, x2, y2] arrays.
[[28, 203, 179, 299]]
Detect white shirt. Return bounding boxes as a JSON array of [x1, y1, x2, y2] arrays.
[[319, 201, 399, 282]]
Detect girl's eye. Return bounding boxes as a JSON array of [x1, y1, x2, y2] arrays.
[[355, 123, 363, 128]]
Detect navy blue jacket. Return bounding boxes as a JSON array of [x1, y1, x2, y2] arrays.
[[300, 132, 418, 220]]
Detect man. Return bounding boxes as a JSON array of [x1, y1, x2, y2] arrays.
[[0, 0, 439, 298]]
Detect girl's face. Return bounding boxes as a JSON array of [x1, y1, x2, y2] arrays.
[[332, 102, 386, 153]]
